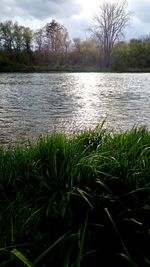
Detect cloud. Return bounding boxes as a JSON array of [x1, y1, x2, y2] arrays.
[[0, 0, 81, 21], [0, 0, 150, 40], [129, 0, 150, 23], [63, 15, 91, 39], [126, 0, 150, 39], [0, 0, 88, 39]]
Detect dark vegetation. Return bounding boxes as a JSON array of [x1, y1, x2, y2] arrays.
[[0, 126, 150, 266]]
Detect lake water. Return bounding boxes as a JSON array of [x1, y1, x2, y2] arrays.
[[0, 72, 150, 144]]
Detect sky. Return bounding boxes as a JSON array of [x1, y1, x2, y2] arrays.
[[0, 0, 150, 41]]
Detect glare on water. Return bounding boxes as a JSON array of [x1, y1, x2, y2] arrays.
[[0, 72, 150, 144]]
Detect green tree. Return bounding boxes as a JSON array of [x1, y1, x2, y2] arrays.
[[0, 20, 14, 51], [70, 38, 83, 65], [128, 39, 146, 68], [144, 41, 150, 68], [13, 22, 24, 51], [110, 42, 129, 71], [23, 27, 33, 53], [82, 39, 102, 66]]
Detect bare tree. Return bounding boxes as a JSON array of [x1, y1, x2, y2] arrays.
[[45, 20, 70, 60], [34, 28, 45, 51], [91, 0, 131, 67], [41, 20, 70, 65]]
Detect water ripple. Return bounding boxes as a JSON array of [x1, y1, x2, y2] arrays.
[[0, 72, 150, 144]]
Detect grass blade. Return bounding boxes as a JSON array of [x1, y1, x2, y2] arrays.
[[33, 232, 69, 266], [11, 248, 32, 267], [105, 208, 129, 255]]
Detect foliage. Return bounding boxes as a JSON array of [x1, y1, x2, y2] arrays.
[[110, 42, 130, 71], [110, 38, 150, 71], [1, 18, 150, 71]]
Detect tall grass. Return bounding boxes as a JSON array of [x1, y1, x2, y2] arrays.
[[0, 126, 150, 266]]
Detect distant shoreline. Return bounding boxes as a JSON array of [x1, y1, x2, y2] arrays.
[[1, 65, 150, 73]]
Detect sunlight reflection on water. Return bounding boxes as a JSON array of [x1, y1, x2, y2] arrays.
[[0, 72, 150, 144]]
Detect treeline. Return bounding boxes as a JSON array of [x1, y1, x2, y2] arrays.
[[111, 38, 150, 71], [0, 19, 150, 71], [0, 20, 101, 71]]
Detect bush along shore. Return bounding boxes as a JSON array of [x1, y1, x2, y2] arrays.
[[0, 126, 150, 267], [0, 64, 108, 73]]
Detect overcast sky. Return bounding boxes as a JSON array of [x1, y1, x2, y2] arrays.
[[0, 0, 150, 40]]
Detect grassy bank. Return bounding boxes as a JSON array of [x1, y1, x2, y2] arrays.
[[1, 64, 150, 73], [0, 64, 104, 73], [0, 126, 150, 266]]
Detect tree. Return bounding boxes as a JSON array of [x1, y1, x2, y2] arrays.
[[0, 20, 14, 51], [13, 22, 24, 51], [23, 27, 33, 53], [71, 38, 83, 64], [91, 0, 131, 67], [82, 39, 102, 66], [128, 39, 146, 68], [144, 41, 150, 68], [110, 42, 129, 71], [70, 38, 101, 66], [34, 28, 45, 51], [45, 20, 70, 65]]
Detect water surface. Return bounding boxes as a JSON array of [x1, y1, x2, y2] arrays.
[[0, 72, 150, 144]]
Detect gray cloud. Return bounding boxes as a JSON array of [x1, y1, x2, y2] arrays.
[[129, 0, 150, 23], [126, 0, 150, 39], [0, 0, 85, 39], [0, 0, 81, 20], [0, 0, 150, 40], [64, 15, 91, 39]]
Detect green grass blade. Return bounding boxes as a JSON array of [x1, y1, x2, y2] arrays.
[[117, 253, 139, 267], [11, 248, 32, 267], [33, 232, 69, 266], [76, 213, 88, 267], [105, 208, 129, 255], [76, 188, 93, 209]]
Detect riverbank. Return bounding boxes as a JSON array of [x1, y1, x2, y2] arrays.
[[0, 126, 150, 266], [1, 64, 150, 73], [0, 64, 105, 73]]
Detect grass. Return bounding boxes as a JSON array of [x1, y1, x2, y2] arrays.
[[1, 63, 150, 73], [0, 64, 104, 73], [0, 125, 150, 266]]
